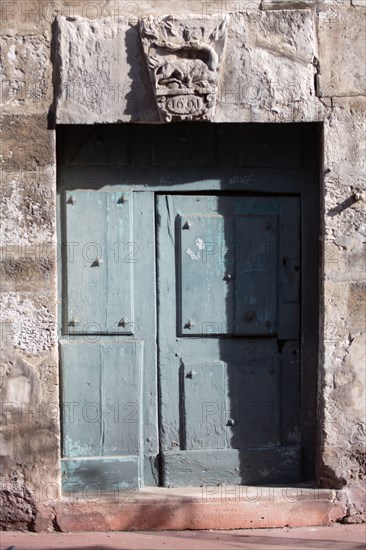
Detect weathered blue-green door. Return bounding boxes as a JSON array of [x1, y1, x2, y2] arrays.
[[58, 123, 318, 490], [157, 195, 302, 486]]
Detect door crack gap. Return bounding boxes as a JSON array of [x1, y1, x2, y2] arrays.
[[165, 196, 174, 246]]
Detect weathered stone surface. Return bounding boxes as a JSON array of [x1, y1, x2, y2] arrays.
[[340, 482, 366, 523], [323, 96, 366, 241], [0, 175, 55, 245], [319, 281, 365, 490], [54, 17, 157, 124], [0, 346, 61, 500], [216, 9, 321, 122], [0, 114, 55, 245], [0, 481, 36, 530], [319, 99, 366, 502], [317, 7, 366, 97], [0, 1, 253, 35], [0, 175, 55, 246], [0, 35, 52, 112], [0, 250, 55, 292], [1, 114, 55, 170], [0, 109, 59, 533], [55, 11, 323, 124], [262, 0, 316, 9], [0, 292, 56, 353]]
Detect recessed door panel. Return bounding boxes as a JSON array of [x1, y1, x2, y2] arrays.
[[178, 206, 279, 336], [61, 340, 142, 457], [61, 340, 143, 491]]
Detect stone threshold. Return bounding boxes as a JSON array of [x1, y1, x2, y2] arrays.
[[37, 486, 346, 532]]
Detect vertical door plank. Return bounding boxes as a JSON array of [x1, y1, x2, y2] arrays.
[[278, 197, 301, 339], [228, 354, 281, 449], [235, 214, 278, 335], [280, 340, 301, 445], [61, 342, 102, 457], [101, 342, 142, 455], [179, 213, 234, 335]]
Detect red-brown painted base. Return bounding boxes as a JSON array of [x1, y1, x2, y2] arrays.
[[38, 487, 347, 532]]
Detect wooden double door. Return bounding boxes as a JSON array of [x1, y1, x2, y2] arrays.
[[58, 123, 319, 492]]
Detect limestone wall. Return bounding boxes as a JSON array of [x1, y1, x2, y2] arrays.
[[0, 0, 365, 529]]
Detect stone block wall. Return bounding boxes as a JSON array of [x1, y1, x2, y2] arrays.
[[0, 0, 365, 529]]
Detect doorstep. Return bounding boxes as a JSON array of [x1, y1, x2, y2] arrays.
[[37, 486, 346, 532]]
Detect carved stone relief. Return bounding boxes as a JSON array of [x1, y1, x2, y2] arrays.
[[139, 16, 228, 122]]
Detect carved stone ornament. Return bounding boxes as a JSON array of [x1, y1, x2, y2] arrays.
[[139, 16, 228, 122]]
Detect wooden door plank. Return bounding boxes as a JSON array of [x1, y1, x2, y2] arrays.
[[239, 124, 303, 168], [183, 361, 227, 450], [280, 340, 301, 446], [61, 341, 102, 457], [101, 343, 142, 456], [228, 355, 281, 449], [235, 214, 278, 335], [179, 213, 234, 335], [278, 197, 301, 339], [152, 124, 215, 166]]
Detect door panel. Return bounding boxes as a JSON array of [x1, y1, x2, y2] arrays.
[[178, 203, 280, 336], [61, 341, 142, 457], [278, 199, 301, 339], [61, 340, 143, 491], [157, 194, 301, 486], [64, 189, 134, 334], [239, 124, 303, 168]]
